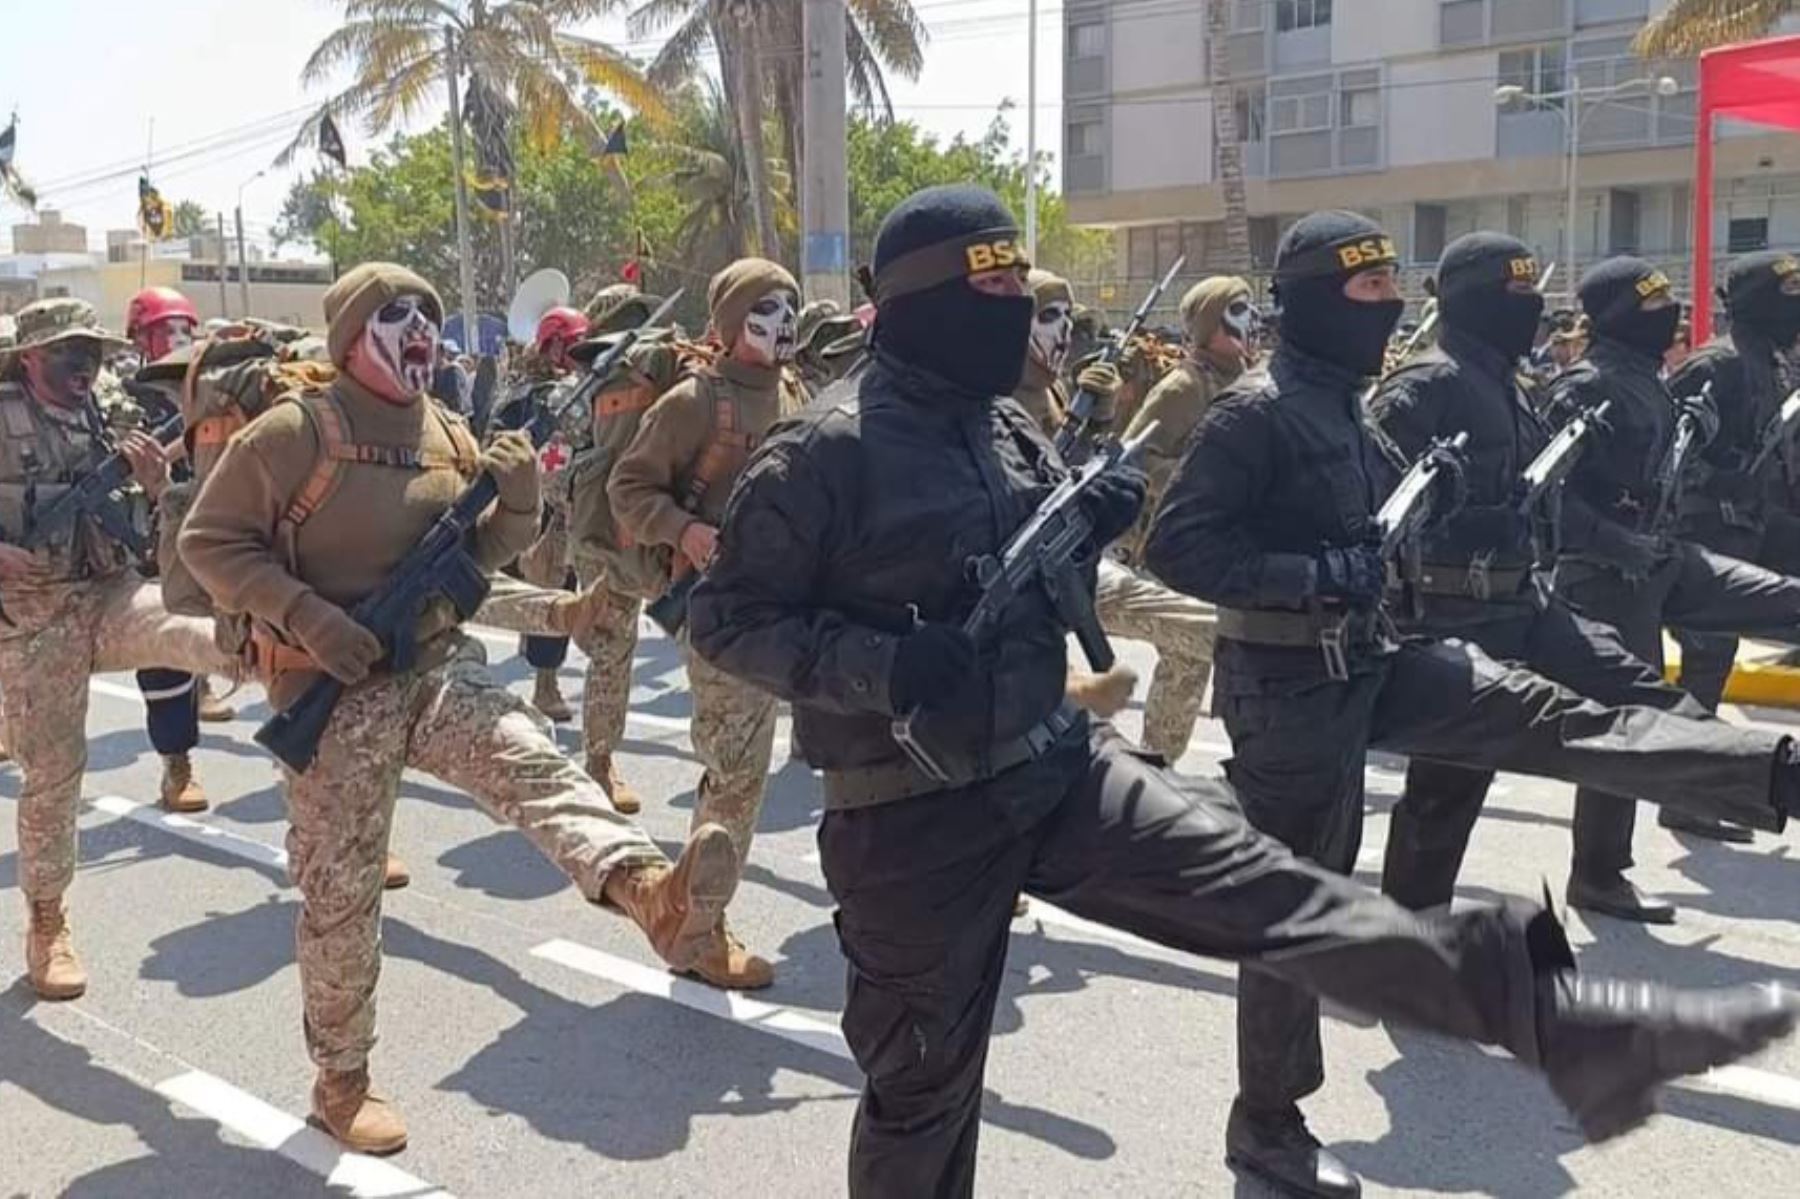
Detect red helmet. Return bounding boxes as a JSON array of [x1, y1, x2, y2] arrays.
[[125, 286, 200, 341], [534, 306, 590, 354]]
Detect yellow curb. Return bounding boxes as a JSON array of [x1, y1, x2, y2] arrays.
[[1663, 638, 1800, 709]]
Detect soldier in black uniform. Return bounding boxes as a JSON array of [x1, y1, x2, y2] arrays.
[[1144, 213, 1798, 1199], [689, 188, 1798, 1199], [1665, 252, 1800, 841], [1549, 255, 1800, 922], [1367, 233, 1777, 911]]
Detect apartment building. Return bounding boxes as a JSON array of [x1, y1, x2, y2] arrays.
[[1064, 0, 1800, 305]]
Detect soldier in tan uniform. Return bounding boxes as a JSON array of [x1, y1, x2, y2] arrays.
[[0, 299, 240, 1002], [1014, 270, 1222, 763], [180, 264, 738, 1156], [608, 258, 805, 991]]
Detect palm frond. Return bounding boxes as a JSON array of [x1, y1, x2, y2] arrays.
[[1634, 0, 1794, 57], [341, 0, 465, 27], [627, 0, 705, 40], [844, 21, 895, 119], [848, 0, 925, 78], [556, 34, 670, 121], [645, 9, 716, 87], [363, 51, 454, 134], [301, 20, 434, 85]]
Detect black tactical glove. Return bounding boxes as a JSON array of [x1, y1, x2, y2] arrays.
[[1593, 523, 1666, 577], [1422, 440, 1471, 529], [890, 622, 978, 712], [1314, 545, 1386, 604], [1677, 390, 1722, 449], [1081, 464, 1148, 550]]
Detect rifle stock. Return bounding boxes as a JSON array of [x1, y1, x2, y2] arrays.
[[1055, 258, 1184, 458]]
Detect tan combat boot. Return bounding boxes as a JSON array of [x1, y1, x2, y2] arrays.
[[0, 734, 11, 764], [196, 677, 236, 723], [384, 855, 411, 890], [310, 1067, 408, 1156], [1065, 664, 1139, 719], [532, 669, 574, 722], [588, 753, 642, 816], [603, 823, 737, 970], [684, 920, 775, 991], [160, 753, 209, 814], [26, 898, 87, 1000]]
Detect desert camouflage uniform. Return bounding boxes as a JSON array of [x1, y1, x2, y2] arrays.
[[682, 636, 778, 878], [571, 558, 642, 769], [1093, 558, 1215, 762], [287, 636, 661, 1070]]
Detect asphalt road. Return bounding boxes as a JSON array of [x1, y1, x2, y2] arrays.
[[2, 621, 1797, 1198]]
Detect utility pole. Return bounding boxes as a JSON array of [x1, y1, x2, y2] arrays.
[[234, 206, 251, 318], [802, 0, 850, 306], [445, 28, 480, 351], [215, 212, 229, 319], [1025, 0, 1039, 261]]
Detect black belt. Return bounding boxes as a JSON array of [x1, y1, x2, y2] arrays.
[[1414, 560, 1530, 601], [1216, 605, 1385, 681], [822, 702, 1083, 811]]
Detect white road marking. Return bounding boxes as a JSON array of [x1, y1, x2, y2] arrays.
[[530, 938, 853, 1063], [157, 1070, 452, 1198], [90, 794, 289, 870], [1677, 1062, 1800, 1110]]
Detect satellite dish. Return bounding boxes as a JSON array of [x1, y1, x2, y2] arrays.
[[507, 268, 572, 344]]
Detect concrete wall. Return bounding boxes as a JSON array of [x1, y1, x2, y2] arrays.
[[1332, 0, 1439, 64], [34, 259, 330, 333], [1112, 98, 1212, 191], [1110, 0, 1205, 93], [1387, 50, 1499, 167]]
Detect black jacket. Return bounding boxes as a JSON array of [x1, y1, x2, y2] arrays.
[[1669, 332, 1788, 534], [688, 351, 1077, 780], [1546, 337, 1675, 566], [1144, 344, 1398, 683], [1368, 327, 1548, 625]]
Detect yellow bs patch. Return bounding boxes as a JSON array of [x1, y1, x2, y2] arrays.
[[1774, 256, 1800, 295], [1506, 256, 1539, 281], [1335, 236, 1398, 272], [964, 239, 1025, 274], [1635, 270, 1673, 299]]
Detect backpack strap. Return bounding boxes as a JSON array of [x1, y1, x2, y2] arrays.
[[684, 372, 758, 511], [282, 389, 353, 536]]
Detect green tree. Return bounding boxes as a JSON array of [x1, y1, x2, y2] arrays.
[[170, 199, 209, 239], [1636, 1, 1794, 56]]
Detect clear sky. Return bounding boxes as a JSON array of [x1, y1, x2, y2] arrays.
[[0, 0, 1063, 257]]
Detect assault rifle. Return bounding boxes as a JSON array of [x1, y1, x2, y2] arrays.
[[1518, 400, 1610, 516], [1649, 384, 1708, 533], [892, 421, 1158, 784], [1375, 431, 1469, 559], [1055, 257, 1184, 459], [256, 291, 682, 773], [1747, 388, 1800, 478], [19, 410, 184, 559], [646, 571, 698, 638]]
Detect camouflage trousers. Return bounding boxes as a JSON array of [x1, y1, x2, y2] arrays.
[[471, 574, 581, 636], [0, 575, 234, 902], [284, 636, 663, 1073], [572, 564, 642, 768], [681, 635, 777, 904], [1095, 559, 1216, 762]]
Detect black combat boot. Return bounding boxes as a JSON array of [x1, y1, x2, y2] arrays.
[[1225, 1100, 1360, 1199], [1566, 872, 1675, 925]]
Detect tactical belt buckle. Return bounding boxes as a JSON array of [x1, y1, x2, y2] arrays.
[[1319, 619, 1350, 682], [891, 713, 951, 785], [1467, 552, 1493, 602], [1721, 499, 1740, 527]]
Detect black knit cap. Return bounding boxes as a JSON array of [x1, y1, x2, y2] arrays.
[[1578, 255, 1668, 328], [1274, 210, 1394, 286], [1436, 232, 1536, 301], [874, 184, 1018, 276], [1724, 250, 1800, 320]]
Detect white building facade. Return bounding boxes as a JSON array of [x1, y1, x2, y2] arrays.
[[1065, 0, 1800, 308]]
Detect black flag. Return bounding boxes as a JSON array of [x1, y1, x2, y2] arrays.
[[602, 121, 629, 157], [319, 113, 348, 170]]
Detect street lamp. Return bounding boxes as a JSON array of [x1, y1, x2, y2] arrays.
[[235, 168, 265, 320], [1495, 74, 1681, 300]]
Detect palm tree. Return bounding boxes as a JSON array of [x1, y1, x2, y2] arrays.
[[1207, 0, 1252, 273], [288, 1, 664, 301], [1635, 0, 1795, 57], [659, 81, 795, 278], [628, 0, 926, 263]]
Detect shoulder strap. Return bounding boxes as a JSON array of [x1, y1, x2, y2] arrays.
[[682, 371, 759, 510], [282, 390, 352, 533]]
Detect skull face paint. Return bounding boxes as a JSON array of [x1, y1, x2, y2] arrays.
[[740, 289, 798, 366], [1220, 295, 1261, 352], [355, 295, 440, 400], [1031, 300, 1074, 374], [22, 339, 104, 409]]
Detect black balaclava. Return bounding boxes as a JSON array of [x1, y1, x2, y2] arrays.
[[1272, 210, 1405, 376], [1725, 250, 1800, 349], [1436, 232, 1545, 361], [1579, 256, 1680, 358], [871, 184, 1035, 396]]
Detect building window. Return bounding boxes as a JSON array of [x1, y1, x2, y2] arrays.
[[1276, 0, 1332, 33], [1068, 119, 1105, 157], [1415, 204, 1449, 264], [1270, 76, 1333, 133], [1235, 87, 1268, 142], [1231, 0, 1265, 32], [1340, 83, 1379, 128], [1070, 22, 1105, 60], [1729, 217, 1770, 254], [1498, 45, 1567, 109]]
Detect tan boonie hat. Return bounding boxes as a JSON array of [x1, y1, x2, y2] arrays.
[[1027, 268, 1073, 313], [708, 258, 799, 347], [0, 297, 128, 366], [322, 262, 444, 369]]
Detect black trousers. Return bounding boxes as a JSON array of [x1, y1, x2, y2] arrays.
[[1669, 514, 1765, 711], [1383, 597, 1723, 912], [521, 568, 578, 670], [1216, 634, 1780, 1117], [822, 724, 1556, 1199], [134, 669, 199, 756], [1556, 542, 1800, 880]]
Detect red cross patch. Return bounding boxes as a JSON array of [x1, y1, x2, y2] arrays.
[[539, 440, 570, 474]]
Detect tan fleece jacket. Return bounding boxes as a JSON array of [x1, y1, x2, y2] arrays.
[[180, 374, 537, 703]]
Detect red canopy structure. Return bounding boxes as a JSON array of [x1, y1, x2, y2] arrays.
[[1694, 35, 1800, 340]]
